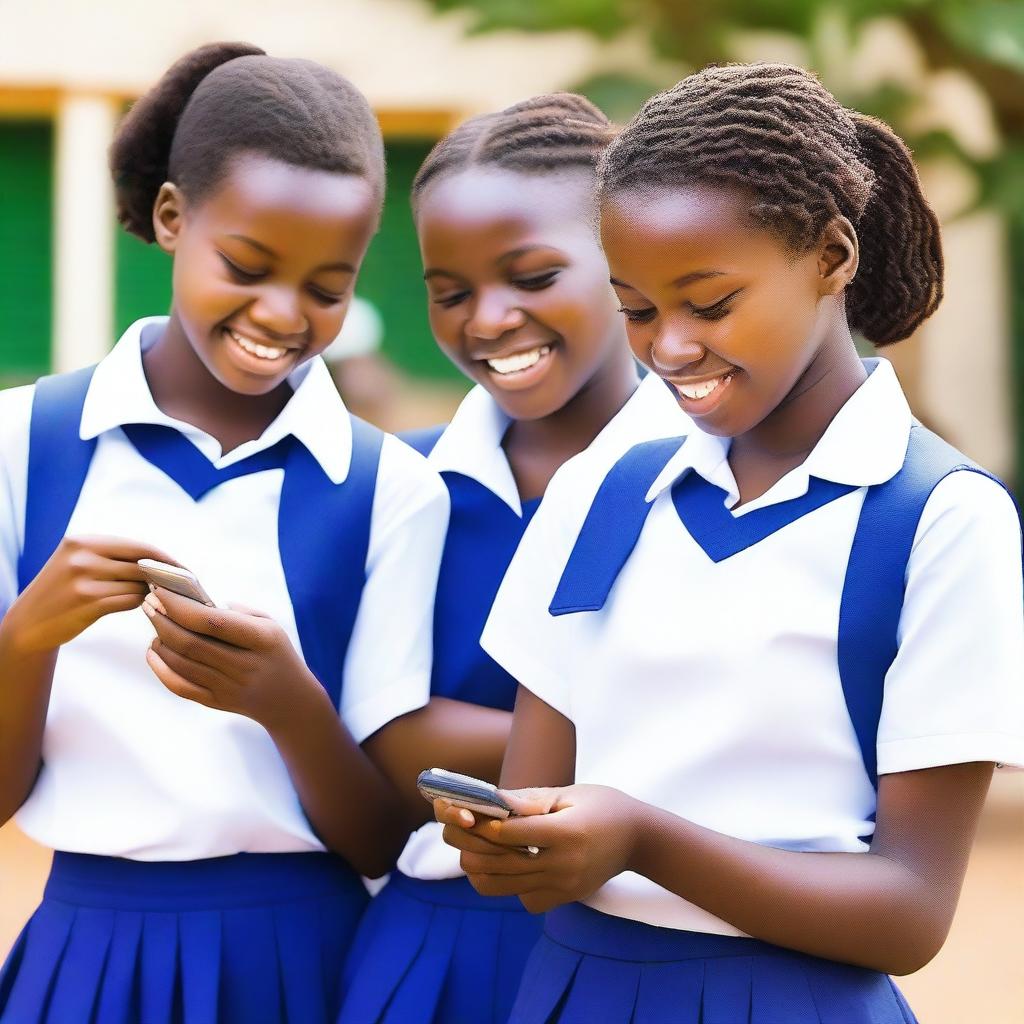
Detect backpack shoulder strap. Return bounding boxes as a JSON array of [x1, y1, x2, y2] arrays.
[[838, 424, 1017, 789], [17, 366, 98, 592], [278, 415, 385, 708], [549, 436, 687, 616]]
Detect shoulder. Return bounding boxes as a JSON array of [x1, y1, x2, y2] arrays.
[[0, 384, 36, 474], [914, 468, 1021, 558]]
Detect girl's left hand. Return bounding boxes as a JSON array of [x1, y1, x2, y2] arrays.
[[439, 784, 643, 914], [142, 587, 322, 730]]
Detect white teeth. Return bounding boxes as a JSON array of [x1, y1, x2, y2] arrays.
[[228, 329, 288, 361], [486, 345, 551, 375], [678, 374, 730, 401]]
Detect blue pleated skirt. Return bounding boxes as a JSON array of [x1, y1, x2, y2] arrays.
[[338, 872, 544, 1024], [509, 903, 918, 1024], [0, 850, 368, 1024]]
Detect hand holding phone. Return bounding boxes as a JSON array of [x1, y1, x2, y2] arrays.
[[418, 768, 540, 855], [137, 559, 215, 606]]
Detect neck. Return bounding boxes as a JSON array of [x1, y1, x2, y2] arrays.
[[503, 342, 639, 501], [142, 312, 293, 452]]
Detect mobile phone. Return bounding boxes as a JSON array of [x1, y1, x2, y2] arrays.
[[137, 559, 215, 606], [417, 768, 540, 855]]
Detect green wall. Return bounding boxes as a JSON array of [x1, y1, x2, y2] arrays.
[[0, 122, 53, 382]]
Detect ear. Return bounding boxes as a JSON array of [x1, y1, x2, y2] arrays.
[[816, 215, 859, 296], [152, 183, 186, 255]]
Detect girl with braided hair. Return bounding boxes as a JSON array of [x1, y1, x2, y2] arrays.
[[338, 94, 690, 1024], [437, 63, 1024, 1022], [0, 42, 451, 1021]]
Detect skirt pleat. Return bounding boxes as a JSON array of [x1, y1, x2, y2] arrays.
[[0, 850, 367, 1024], [46, 907, 115, 1024], [338, 872, 545, 1024], [508, 903, 919, 1024]]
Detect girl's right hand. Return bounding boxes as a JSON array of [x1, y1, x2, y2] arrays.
[[2, 537, 179, 655]]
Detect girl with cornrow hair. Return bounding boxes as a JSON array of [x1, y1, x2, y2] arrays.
[[338, 93, 690, 1024], [0, 42, 451, 1022], [438, 63, 1024, 1022]]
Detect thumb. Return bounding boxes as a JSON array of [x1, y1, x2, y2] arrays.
[[498, 787, 563, 816]]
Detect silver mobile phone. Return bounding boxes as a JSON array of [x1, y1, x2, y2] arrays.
[[417, 768, 540, 855], [137, 559, 215, 606]]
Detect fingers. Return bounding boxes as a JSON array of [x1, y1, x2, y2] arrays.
[[434, 798, 476, 829], [441, 823, 509, 856], [149, 638, 232, 694], [226, 603, 271, 619], [151, 588, 258, 647], [461, 848, 545, 877], [466, 871, 550, 898], [66, 536, 183, 569], [142, 596, 239, 672], [145, 645, 216, 708], [499, 787, 563, 816]]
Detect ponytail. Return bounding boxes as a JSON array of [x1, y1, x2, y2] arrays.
[[110, 42, 265, 242], [847, 113, 944, 346]]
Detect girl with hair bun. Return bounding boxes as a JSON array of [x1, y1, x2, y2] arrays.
[[338, 94, 690, 1024], [438, 63, 1024, 1023], [0, 42, 449, 1022]]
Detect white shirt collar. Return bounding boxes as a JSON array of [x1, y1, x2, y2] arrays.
[[430, 371, 690, 516], [645, 357, 913, 509], [79, 317, 354, 483]]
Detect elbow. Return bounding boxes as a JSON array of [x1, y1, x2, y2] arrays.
[[869, 912, 951, 976]]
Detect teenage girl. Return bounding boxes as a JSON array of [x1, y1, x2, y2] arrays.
[[0, 43, 449, 1023], [438, 63, 1024, 1023], [338, 95, 690, 1024]]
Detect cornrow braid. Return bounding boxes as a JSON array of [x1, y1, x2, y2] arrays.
[[110, 42, 385, 243], [599, 63, 943, 345], [412, 93, 615, 210]]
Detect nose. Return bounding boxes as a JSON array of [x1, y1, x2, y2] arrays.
[[647, 319, 706, 377], [465, 288, 527, 342], [248, 285, 308, 338]]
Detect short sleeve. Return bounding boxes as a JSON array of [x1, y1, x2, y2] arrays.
[[877, 470, 1024, 774], [479, 455, 599, 720], [0, 386, 34, 619], [339, 433, 450, 743]]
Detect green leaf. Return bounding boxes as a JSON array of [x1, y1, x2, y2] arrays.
[[936, 1, 1024, 72]]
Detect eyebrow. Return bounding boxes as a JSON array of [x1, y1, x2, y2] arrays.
[[609, 269, 726, 289], [227, 234, 355, 274], [423, 244, 565, 282]]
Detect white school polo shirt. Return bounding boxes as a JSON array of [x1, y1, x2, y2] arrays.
[[0, 317, 450, 861], [481, 358, 1024, 935], [398, 373, 692, 881]]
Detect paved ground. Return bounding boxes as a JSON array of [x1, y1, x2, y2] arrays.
[[2, 773, 1021, 1022]]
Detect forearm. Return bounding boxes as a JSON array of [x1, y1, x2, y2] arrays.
[[0, 614, 57, 823], [630, 803, 947, 974], [370, 697, 512, 828], [267, 681, 409, 878]]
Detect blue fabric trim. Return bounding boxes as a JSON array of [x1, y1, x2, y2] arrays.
[[837, 424, 1014, 792], [671, 472, 858, 562], [279, 416, 383, 709], [399, 424, 447, 458], [18, 367, 97, 592], [120, 423, 293, 500], [549, 437, 685, 616]]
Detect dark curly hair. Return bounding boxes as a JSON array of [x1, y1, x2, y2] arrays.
[[412, 92, 614, 211], [599, 63, 943, 346], [110, 42, 385, 243]]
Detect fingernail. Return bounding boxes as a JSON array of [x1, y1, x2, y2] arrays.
[[141, 602, 155, 618], [145, 594, 166, 615]]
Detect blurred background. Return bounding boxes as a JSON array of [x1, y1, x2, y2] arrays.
[[0, 1, 1021, 1020]]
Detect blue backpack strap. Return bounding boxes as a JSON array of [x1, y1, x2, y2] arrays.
[[278, 415, 384, 709], [838, 424, 1017, 791], [549, 437, 686, 615], [17, 366, 98, 592], [398, 424, 447, 458]]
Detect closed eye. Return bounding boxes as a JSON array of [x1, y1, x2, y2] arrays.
[[618, 305, 656, 324], [690, 288, 742, 321], [308, 286, 344, 306], [433, 290, 470, 309], [219, 253, 266, 282], [514, 271, 559, 291]]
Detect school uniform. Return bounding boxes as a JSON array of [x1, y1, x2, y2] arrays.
[[338, 373, 690, 1024], [0, 317, 450, 1024], [480, 358, 1024, 1023]]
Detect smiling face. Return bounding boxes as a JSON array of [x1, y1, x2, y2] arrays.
[[416, 166, 628, 421], [153, 153, 379, 396], [601, 183, 857, 439]]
